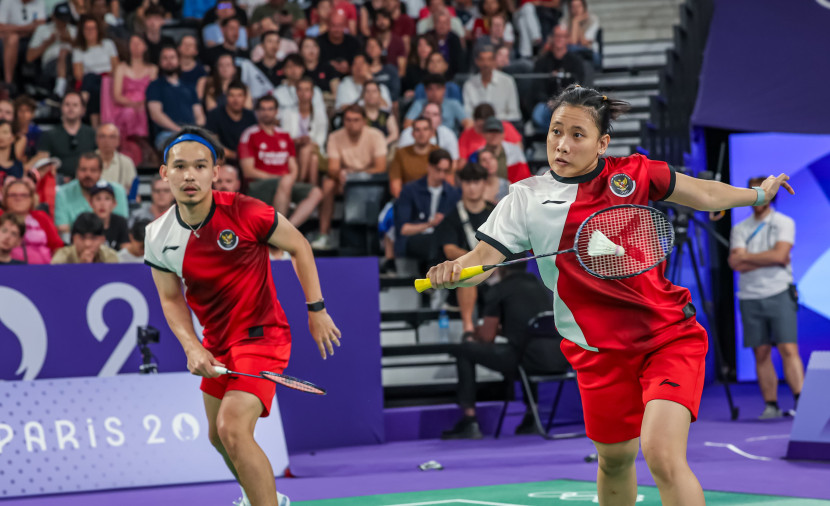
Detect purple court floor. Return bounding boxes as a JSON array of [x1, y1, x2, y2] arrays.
[[5, 383, 829, 506]]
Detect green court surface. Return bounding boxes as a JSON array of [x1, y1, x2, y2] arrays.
[[295, 480, 830, 506]]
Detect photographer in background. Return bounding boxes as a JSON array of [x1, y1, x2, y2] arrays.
[[729, 176, 803, 419]]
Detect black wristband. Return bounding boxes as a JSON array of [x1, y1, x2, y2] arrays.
[[307, 299, 326, 312]]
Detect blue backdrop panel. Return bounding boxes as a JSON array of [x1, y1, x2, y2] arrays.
[[692, 0, 830, 134], [0, 259, 383, 453], [787, 352, 830, 461], [728, 133, 830, 381]]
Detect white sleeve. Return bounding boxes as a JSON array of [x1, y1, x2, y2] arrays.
[[451, 17, 466, 39], [397, 127, 414, 148], [504, 75, 521, 121], [313, 87, 326, 114], [503, 22, 515, 43], [381, 84, 393, 110], [311, 109, 328, 147], [775, 215, 795, 245], [104, 38, 117, 57], [440, 126, 459, 160], [475, 186, 531, 255], [0, 1, 12, 23], [462, 81, 475, 117], [30, 24, 48, 47], [334, 80, 354, 110]]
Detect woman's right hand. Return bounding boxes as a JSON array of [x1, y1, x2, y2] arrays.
[[427, 260, 465, 290], [185, 344, 224, 378]]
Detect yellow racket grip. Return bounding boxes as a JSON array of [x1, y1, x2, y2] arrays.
[[414, 265, 486, 293]]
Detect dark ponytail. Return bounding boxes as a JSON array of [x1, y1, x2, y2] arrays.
[[547, 85, 630, 137]]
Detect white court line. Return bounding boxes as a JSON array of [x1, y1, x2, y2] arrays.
[[388, 500, 529, 506], [745, 434, 790, 442], [704, 442, 772, 461]]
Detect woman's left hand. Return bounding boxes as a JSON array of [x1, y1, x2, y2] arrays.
[[759, 173, 795, 204], [309, 311, 342, 359]]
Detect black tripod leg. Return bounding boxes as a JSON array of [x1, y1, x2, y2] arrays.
[[670, 240, 685, 285], [687, 239, 740, 421]]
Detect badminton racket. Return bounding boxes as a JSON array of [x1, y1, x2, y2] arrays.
[[414, 204, 674, 292], [213, 366, 327, 395]]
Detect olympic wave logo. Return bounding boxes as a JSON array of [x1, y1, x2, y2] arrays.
[[0, 287, 48, 380], [172, 413, 201, 441]]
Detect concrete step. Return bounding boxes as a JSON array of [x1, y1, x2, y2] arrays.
[[599, 16, 678, 31], [382, 364, 503, 387], [611, 88, 659, 99], [620, 111, 650, 121], [594, 72, 660, 91], [603, 27, 676, 43], [611, 119, 642, 133], [603, 40, 674, 57], [606, 145, 637, 157], [589, 0, 685, 10], [592, 7, 679, 23], [609, 136, 642, 147], [602, 53, 668, 72]]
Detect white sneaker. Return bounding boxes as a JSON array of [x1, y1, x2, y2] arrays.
[[758, 405, 783, 420], [232, 492, 289, 505], [310, 234, 332, 250]]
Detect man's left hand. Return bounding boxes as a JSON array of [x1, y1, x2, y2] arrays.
[[309, 310, 342, 359]]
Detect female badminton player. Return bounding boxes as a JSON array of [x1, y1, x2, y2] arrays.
[[145, 126, 341, 506], [426, 85, 794, 506]]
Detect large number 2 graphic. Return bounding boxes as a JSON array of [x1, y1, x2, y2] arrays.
[[87, 283, 150, 376]]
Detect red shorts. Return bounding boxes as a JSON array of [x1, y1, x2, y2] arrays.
[[201, 340, 291, 418], [560, 318, 708, 444]]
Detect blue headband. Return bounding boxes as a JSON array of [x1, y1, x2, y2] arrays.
[[163, 134, 218, 164]]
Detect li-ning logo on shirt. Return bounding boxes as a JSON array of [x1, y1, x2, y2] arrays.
[[162, 245, 179, 253], [609, 173, 636, 197], [217, 229, 239, 251]]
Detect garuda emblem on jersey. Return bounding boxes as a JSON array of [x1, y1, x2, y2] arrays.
[[217, 229, 239, 250], [609, 173, 636, 197]]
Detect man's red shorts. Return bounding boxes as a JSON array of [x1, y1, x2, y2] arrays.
[[560, 318, 708, 444], [201, 338, 292, 418]]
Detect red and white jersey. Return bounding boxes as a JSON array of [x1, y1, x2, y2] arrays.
[[477, 154, 691, 352], [238, 125, 296, 177], [144, 191, 289, 355]]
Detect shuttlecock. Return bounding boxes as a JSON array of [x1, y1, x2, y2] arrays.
[[588, 230, 625, 257]]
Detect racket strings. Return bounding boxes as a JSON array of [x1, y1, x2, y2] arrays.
[[262, 372, 326, 395], [576, 207, 673, 278]]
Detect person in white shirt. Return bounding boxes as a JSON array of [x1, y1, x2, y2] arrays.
[[96, 123, 138, 199], [399, 102, 459, 164], [273, 54, 326, 113], [72, 15, 119, 127], [25, 3, 75, 96], [278, 77, 328, 186], [0, 0, 46, 91], [462, 45, 521, 122], [729, 176, 803, 420], [117, 218, 150, 263], [334, 53, 393, 112]]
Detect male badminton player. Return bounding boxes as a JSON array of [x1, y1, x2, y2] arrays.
[[145, 126, 341, 506], [426, 85, 794, 506]]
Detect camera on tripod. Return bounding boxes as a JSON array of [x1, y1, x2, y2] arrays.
[[137, 325, 160, 374]]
